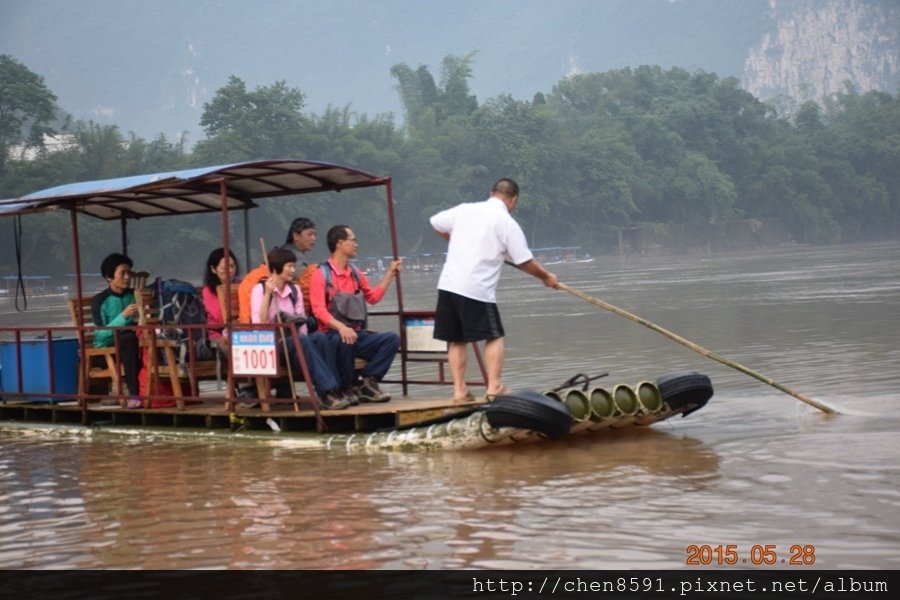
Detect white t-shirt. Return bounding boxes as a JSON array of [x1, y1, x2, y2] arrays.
[[430, 197, 533, 303]]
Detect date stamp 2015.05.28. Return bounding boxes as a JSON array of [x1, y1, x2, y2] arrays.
[[685, 544, 816, 566]]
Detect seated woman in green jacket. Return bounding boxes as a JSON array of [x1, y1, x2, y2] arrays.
[[90, 253, 141, 407]]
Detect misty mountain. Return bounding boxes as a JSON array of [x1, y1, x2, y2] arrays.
[[1, 0, 898, 143]]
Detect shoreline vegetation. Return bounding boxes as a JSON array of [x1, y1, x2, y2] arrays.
[[2, 54, 898, 277]]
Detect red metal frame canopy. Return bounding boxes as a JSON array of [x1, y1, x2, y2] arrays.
[[0, 158, 488, 416], [0, 159, 402, 315]]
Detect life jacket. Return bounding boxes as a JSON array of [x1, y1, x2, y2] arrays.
[[297, 263, 319, 315], [237, 263, 270, 324], [240, 257, 311, 323]]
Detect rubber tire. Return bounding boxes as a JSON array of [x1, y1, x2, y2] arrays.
[[485, 390, 574, 439], [656, 371, 713, 417]]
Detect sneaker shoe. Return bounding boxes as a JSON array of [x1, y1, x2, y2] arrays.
[[236, 385, 257, 398], [342, 388, 360, 406], [235, 386, 259, 409], [357, 376, 391, 403], [126, 397, 142, 409], [272, 382, 294, 398], [320, 390, 351, 410]]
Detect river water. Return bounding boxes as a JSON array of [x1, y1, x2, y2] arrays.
[[1, 242, 898, 570]]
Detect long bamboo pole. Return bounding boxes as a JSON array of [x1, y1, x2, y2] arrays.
[[506, 261, 837, 414], [556, 281, 837, 414]]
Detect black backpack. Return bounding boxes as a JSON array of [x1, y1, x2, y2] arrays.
[[155, 278, 216, 364]]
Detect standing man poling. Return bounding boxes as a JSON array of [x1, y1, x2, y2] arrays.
[[430, 178, 558, 402]]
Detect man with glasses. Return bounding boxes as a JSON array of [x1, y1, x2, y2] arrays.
[[309, 225, 402, 403]]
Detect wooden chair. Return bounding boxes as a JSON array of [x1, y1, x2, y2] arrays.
[[131, 270, 150, 292], [217, 284, 240, 329], [134, 288, 183, 402], [135, 287, 220, 408], [67, 296, 126, 407], [217, 283, 291, 409], [397, 310, 488, 396]]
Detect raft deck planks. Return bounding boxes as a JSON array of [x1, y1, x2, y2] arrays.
[[0, 395, 486, 433]]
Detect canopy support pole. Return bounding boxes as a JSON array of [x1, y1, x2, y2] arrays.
[[242, 205, 251, 272], [218, 179, 235, 409], [69, 208, 88, 425], [120, 217, 128, 257]]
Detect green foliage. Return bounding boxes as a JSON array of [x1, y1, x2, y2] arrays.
[[390, 52, 478, 138], [2, 55, 900, 278], [194, 76, 309, 163], [0, 54, 58, 172]]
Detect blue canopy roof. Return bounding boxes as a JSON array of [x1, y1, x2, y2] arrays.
[[0, 159, 386, 220]]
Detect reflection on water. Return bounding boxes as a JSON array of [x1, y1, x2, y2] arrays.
[[371, 431, 721, 570], [2, 242, 899, 569], [0, 430, 721, 570]]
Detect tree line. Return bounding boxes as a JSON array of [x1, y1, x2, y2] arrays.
[[1, 53, 899, 278]]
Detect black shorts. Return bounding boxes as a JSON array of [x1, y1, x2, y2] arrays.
[[433, 289, 504, 342]]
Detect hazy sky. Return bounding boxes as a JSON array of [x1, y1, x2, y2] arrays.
[[0, 0, 767, 140]]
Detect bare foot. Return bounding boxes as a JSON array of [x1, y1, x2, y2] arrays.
[[452, 391, 476, 404], [484, 385, 511, 401]]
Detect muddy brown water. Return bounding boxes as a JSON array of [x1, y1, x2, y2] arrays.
[[1, 242, 898, 569]]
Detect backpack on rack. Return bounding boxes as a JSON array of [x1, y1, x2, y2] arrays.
[[154, 278, 217, 367]]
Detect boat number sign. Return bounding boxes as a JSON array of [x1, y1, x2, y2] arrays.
[[230, 330, 278, 376], [403, 316, 447, 353]]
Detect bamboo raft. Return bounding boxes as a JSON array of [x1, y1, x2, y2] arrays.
[[0, 371, 713, 451], [0, 160, 721, 450]]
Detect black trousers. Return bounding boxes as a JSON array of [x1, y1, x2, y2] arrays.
[[93, 330, 140, 396]]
